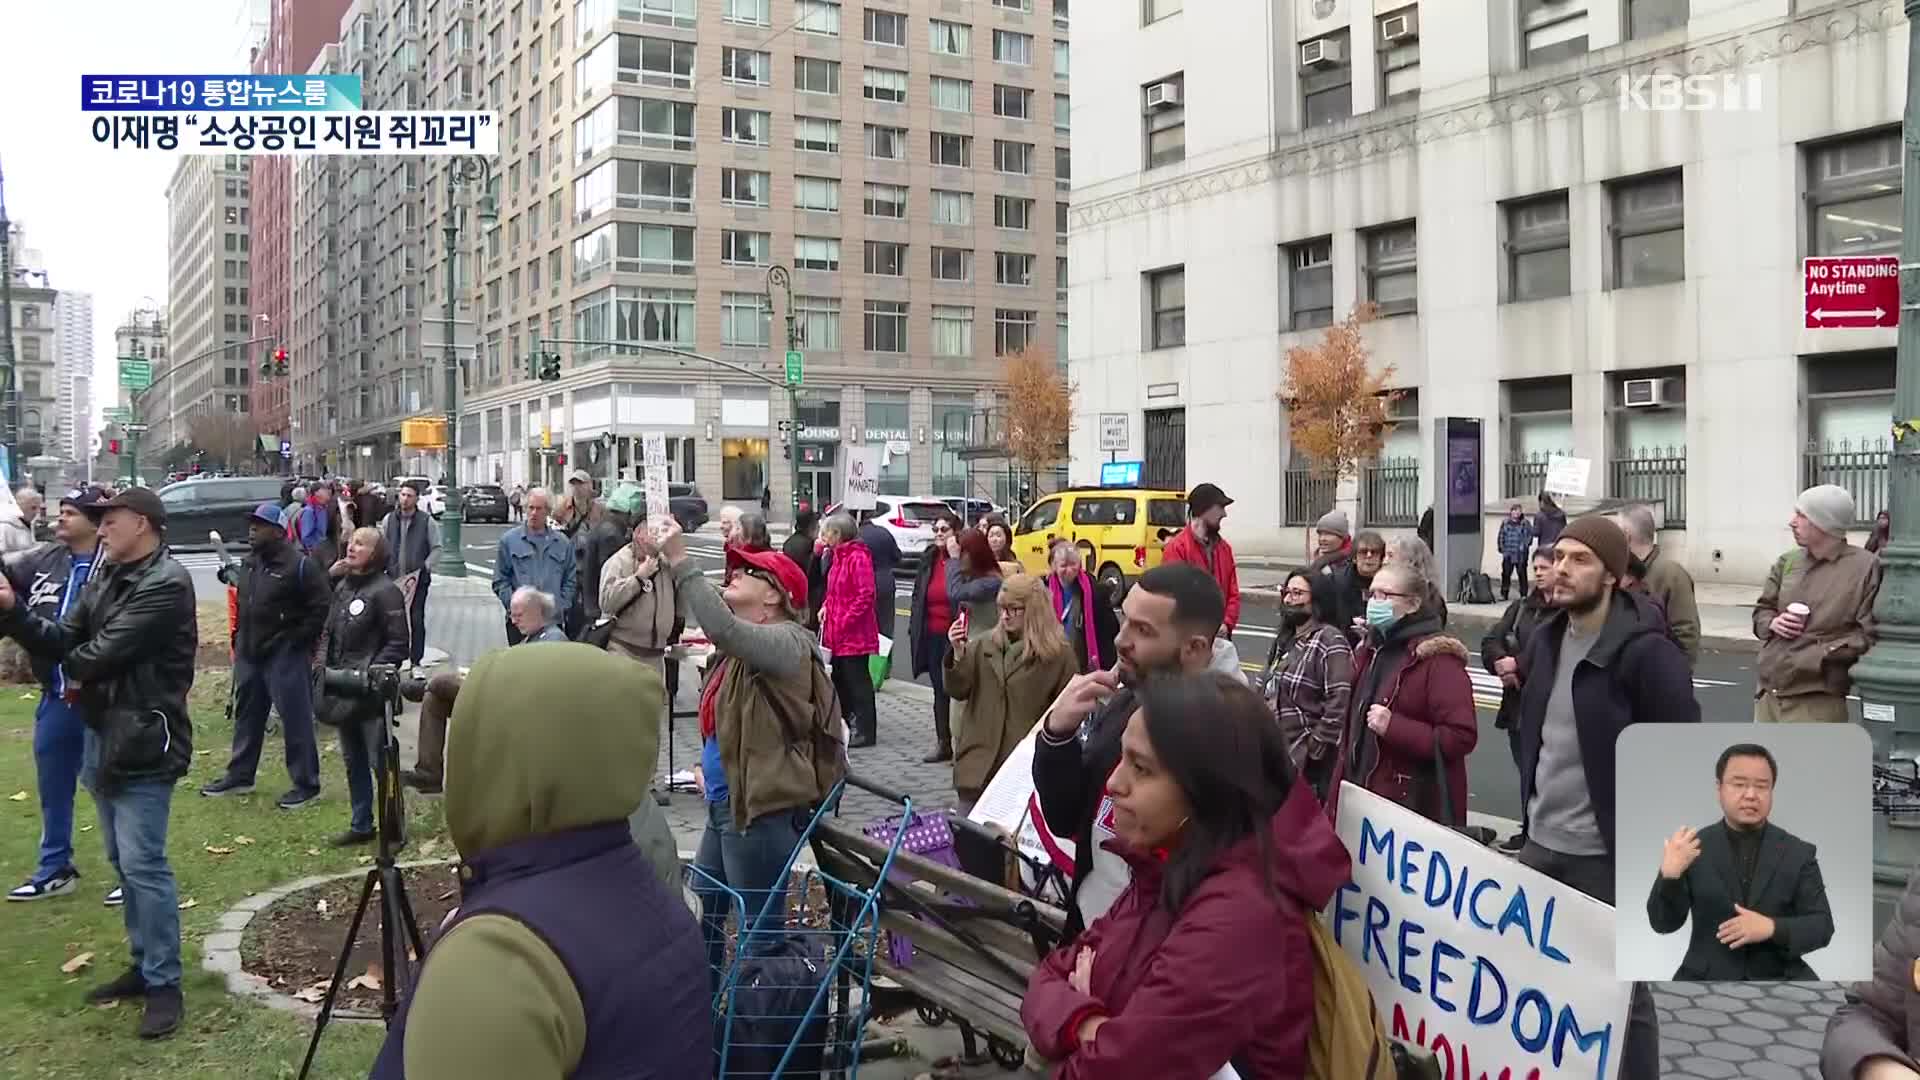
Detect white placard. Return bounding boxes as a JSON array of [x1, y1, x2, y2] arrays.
[[1543, 455, 1591, 498], [1098, 413, 1129, 452], [642, 434, 669, 524], [1329, 784, 1627, 1080], [843, 445, 882, 511], [1865, 701, 1897, 723]]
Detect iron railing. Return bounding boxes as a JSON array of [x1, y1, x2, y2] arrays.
[[1363, 456, 1420, 527], [1802, 437, 1888, 526], [1608, 445, 1687, 527], [1283, 466, 1336, 526], [1143, 407, 1186, 491], [1502, 451, 1566, 500]]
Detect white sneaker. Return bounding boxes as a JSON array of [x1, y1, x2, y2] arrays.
[[7, 869, 79, 902], [103, 886, 123, 907]]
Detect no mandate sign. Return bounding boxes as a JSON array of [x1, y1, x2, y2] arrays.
[[1805, 255, 1900, 329]]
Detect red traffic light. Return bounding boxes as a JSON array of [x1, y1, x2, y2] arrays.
[[108, 439, 120, 454], [556, 454, 567, 468], [273, 348, 288, 362]]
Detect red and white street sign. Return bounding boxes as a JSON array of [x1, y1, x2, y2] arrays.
[[1804, 255, 1900, 328]]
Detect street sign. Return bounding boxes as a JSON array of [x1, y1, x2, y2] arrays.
[[1805, 255, 1900, 328], [280, 440, 293, 459], [1098, 413, 1129, 452], [118, 359, 153, 390], [123, 423, 150, 434], [103, 406, 130, 423], [785, 350, 804, 386]]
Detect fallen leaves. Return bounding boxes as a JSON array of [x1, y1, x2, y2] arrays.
[[347, 974, 381, 991], [204, 845, 235, 856], [18, 692, 34, 700], [291, 980, 331, 1004], [178, 898, 197, 910], [234, 835, 256, 846], [79, 824, 92, 833], [315, 899, 331, 917], [305, 848, 322, 857], [60, 951, 93, 974], [356, 855, 372, 865], [7, 791, 26, 802]]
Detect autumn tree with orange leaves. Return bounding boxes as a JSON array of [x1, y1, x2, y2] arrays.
[[1280, 303, 1400, 481], [1003, 348, 1074, 503]]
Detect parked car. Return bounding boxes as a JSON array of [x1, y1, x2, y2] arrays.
[[670, 483, 709, 533], [941, 496, 1007, 526], [389, 474, 432, 494], [822, 496, 949, 571], [156, 476, 290, 552], [422, 484, 447, 518], [462, 483, 509, 524], [1010, 487, 1189, 600]]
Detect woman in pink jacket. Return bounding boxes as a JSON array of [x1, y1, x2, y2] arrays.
[[819, 512, 878, 748]]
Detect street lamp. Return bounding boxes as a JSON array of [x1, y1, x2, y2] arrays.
[[765, 264, 803, 521], [437, 154, 496, 579]]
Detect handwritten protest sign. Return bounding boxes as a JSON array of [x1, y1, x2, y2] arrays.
[[1328, 785, 1627, 1080], [642, 434, 669, 529], [843, 446, 881, 511]]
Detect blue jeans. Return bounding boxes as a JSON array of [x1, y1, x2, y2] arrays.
[[226, 644, 321, 793], [32, 694, 86, 881], [85, 735, 181, 988], [336, 711, 383, 835], [692, 796, 805, 984]]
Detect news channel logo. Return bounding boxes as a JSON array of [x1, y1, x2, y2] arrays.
[[1617, 71, 1764, 113], [80, 74, 497, 155]]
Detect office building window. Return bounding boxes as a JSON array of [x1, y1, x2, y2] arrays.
[[721, 46, 770, 85], [721, 168, 770, 207], [932, 305, 974, 357], [1300, 31, 1352, 128], [794, 116, 841, 153], [721, 229, 771, 266], [994, 140, 1034, 175], [1143, 0, 1182, 23], [1628, 0, 1686, 39], [795, 175, 841, 213], [723, 0, 770, 27], [722, 106, 770, 146], [932, 132, 972, 167], [993, 0, 1032, 10], [1148, 266, 1184, 348], [994, 308, 1036, 356], [1363, 222, 1418, 314], [865, 240, 908, 277], [931, 246, 973, 282], [795, 295, 840, 349], [932, 190, 974, 226], [864, 67, 908, 103], [993, 29, 1032, 65], [1286, 237, 1333, 330], [1377, 8, 1419, 104], [1521, 0, 1587, 66], [722, 292, 771, 347], [1056, 201, 1069, 236], [1055, 93, 1071, 131], [995, 251, 1035, 287], [1143, 73, 1184, 167], [864, 182, 908, 219], [866, 124, 908, 160], [1505, 192, 1571, 302], [865, 8, 906, 46], [795, 57, 841, 95], [994, 84, 1033, 120], [795, 0, 840, 35], [1610, 171, 1685, 288], [864, 300, 908, 352], [1807, 129, 1901, 256], [1054, 40, 1069, 78], [930, 20, 971, 56], [995, 194, 1034, 230], [931, 76, 972, 112], [795, 235, 841, 271]]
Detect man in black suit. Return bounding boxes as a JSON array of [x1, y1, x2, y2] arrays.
[[1646, 742, 1834, 981]]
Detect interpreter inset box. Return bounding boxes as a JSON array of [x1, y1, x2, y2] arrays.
[[1614, 723, 1871, 983]]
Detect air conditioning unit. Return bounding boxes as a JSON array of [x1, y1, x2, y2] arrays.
[[1622, 377, 1672, 408], [1145, 81, 1182, 109], [1381, 11, 1418, 42], [1300, 37, 1345, 67]]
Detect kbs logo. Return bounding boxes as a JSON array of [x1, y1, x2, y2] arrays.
[[1617, 72, 1762, 112]]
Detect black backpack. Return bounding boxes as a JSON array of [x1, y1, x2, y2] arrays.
[[718, 941, 831, 1078], [1457, 570, 1495, 605]]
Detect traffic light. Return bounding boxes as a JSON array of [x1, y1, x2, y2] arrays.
[[556, 454, 567, 468], [108, 439, 121, 455], [538, 352, 562, 381], [781, 443, 791, 461], [273, 348, 289, 376]]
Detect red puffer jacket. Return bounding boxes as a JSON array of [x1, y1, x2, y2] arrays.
[[1333, 618, 1479, 826], [820, 539, 878, 657], [1021, 780, 1352, 1080]]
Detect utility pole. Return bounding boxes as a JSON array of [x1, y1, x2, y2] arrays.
[[0, 156, 17, 482], [766, 265, 804, 523], [1850, 0, 1920, 907], [437, 156, 496, 580]]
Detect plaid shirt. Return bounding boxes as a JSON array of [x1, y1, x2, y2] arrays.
[[1264, 622, 1354, 767], [1497, 518, 1535, 560]]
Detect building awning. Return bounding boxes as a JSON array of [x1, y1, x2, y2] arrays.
[[258, 434, 279, 452]]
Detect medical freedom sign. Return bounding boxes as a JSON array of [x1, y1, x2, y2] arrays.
[[1328, 786, 1629, 1080]]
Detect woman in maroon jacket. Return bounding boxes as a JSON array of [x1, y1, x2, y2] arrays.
[[1022, 673, 1352, 1079], [1335, 560, 1478, 826]]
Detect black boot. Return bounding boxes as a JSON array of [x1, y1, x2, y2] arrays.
[[85, 966, 146, 1005], [921, 745, 953, 763], [139, 986, 183, 1040]]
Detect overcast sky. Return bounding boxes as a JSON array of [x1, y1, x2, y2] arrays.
[[1, 1, 250, 439]]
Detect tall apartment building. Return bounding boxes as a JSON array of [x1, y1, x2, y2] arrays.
[[4, 224, 61, 471], [292, 43, 347, 477], [155, 154, 255, 457], [52, 290, 93, 478], [251, 0, 358, 443], [110, 306, 168, 481], [422, 0, 1071, 515]]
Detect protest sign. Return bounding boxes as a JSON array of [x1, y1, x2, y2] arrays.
[[843, 445, 881, 511], [1328, 784, 1627, 1080], [642, 434, 669, 528]]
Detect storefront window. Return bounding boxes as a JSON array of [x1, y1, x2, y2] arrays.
[[723, 437, 769, 501], [932, 395, 972, 496], [865, 393, 911, 497], [795, 395, 841, 510]]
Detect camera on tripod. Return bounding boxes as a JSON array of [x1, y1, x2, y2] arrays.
[[320, 663, 429, 705]]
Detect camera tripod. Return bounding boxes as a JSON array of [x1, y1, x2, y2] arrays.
[[297, 692, 427, 1080]]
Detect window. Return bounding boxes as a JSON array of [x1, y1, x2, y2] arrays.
[[1056, 201, 1069, 236], [795, 57, 841, 95], [630, 223, 695, 275], [721, 168, 770, 207], [1055, 93, 1071, 131], [866, 124, 908, 160], [993, 29, 1032, 65], [925, 244, 967, 276], [795, 0, 840, 35], [1148, 266, 1184, 348], [994, 140, 1034, 175], [932, 189, 974, 225], [1808, 129, 1902, 256], [993, 84, 1033, 120], [932, 132, 972, 167], [795, 295, 840, 348], [722, 106, 770, 146], [1143, 0, 1182, 22], [864, 182, 908, 218], [723, 0, 770, 26], [632, 0, 696, 28], [865, 240, 908, 277], [1505, 192, 1571, 301], [994, 194, 1034, 230], [721, 46, 770, 85], [1521, 0, 1587, 67], [1363, 222, 1418, 314], [930, 20, 971, 56], [626, 97, 692, 151], [864, 300, 908, 352], [627, 288, 696, 345], [1053, 40, 1069, 78], [994, 308, 1036, 355], [863, 67, 908, 103], [993, 0, 1032, 10], [1610, 171, 1685, 288], [1286, 237, 1333, 330], [794, 116, 841, 153], [996, 251, 1035, 286], [1376, 10, 1419, 104], [795, 175, 841, 212], [932, 305, 974, 357], [795, 235, 841, 271], [722, 292, 771, 347], [630, 36, 695, 89], [865, 8, 906, 46], [930, 76, 972, 112], [722, 228, 771, 266], [1143, 73, 1184, 167], [1300, 31, 1352, 128]]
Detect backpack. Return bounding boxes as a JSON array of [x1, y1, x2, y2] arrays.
[[718, 940, 830, 1078], [1304, 917, 1398, 1080], [757, 657, 847, 805], [1456, 570, 1495, 606]]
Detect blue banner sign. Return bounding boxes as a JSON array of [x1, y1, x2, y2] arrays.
[[1099, 461, 1142, 487], [82, 75, 363, 112]]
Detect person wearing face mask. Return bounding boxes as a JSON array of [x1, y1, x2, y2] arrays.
[[318, 527, 409, 847], [944, 573, 1077, 811], [1044, 540, 1118, 675], [1262, 569, 1353, 800], [1331, 558, 1477, 828]]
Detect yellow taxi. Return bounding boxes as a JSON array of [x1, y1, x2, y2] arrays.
[[1011, 487, 1189, 597]]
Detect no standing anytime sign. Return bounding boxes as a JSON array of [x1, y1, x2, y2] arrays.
[[1804, 254, 1900, 328]]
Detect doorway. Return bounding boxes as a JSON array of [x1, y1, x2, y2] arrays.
[[799, 466, 834, 511]]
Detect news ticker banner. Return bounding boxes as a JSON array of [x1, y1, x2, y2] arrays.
[[81, 74, 496, 155]]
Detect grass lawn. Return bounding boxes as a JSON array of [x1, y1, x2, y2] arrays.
[[0, 668, 451, 1079]]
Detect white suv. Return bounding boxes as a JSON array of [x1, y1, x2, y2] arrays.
[[824, 496, 950, 566]]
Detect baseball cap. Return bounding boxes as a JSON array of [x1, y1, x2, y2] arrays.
[[727, 546, 809, 612], [60, 486, 112, 515], [1188, 482, 1234, 515], [250, 501, 285, 527], [606, 483, 645, 516], [568, 469, 592, 485], [96, 486, 168, 529]]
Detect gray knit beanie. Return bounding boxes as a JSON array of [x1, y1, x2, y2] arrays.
[[1315, 509, 1350, 538], [1795, 484, 1856, 538]]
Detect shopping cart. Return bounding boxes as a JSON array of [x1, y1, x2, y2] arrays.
[[691, 783, 907, 1079]]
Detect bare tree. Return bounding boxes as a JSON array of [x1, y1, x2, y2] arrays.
[[1002, 348, 1074, 505], [188, 411, 260, 472], [1279, 303, 1400, 481]]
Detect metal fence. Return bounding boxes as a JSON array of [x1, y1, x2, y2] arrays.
[[1143, 408, 1186, 491], [1801, 438, 1888, 526], [1608, 446, 1688, 527], [1363, 456, 1420, 527], [1283, 466, 1336, 526], [1502, 451, 1565, 500]]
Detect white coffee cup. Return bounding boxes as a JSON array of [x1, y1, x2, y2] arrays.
[[1787, 602, 1811, 619]]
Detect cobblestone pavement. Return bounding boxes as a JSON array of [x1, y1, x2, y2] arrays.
[[1655, 980, 1848, 1080]]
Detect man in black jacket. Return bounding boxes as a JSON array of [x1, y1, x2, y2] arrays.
[[1031, 562, 1226, 938], [1480, 546, 1556, 854], [1646, 742, 1833, 980], [0, 485, 197, 1039], [378, 481, 440, 667], [202, 502, 333, 807]]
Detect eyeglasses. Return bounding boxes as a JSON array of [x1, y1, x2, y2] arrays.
[[1355, 549, 1386, 560], [1000, 604, 1027, 616], [1281, 588, 1312, 601], [1368, 589, 1416, 601]]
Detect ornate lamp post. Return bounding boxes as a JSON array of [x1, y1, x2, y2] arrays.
[[436, 155, 496, 579], [766, 264, 804, 520]]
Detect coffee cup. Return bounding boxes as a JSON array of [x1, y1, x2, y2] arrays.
[[1787, 602, 1810, 619]]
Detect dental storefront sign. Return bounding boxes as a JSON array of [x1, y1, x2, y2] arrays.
[[1327, 785, 1628, 1080]]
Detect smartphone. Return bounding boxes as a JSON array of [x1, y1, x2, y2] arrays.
[[956, 608, 970, 634]]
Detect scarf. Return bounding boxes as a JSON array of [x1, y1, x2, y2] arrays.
[[295, 496, 331, 552], [1049, 573, 1100, 671], [698, 655, 731, 740]]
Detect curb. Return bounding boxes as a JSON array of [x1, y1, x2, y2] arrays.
[[203, 857, 455, 1022]]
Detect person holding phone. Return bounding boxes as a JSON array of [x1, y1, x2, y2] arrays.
[[943, 573, 1076, 810]]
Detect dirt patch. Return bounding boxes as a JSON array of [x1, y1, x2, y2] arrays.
[[241, 863, 461, 1013], [196, 600, 234, 668]]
